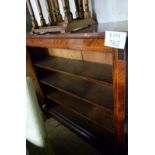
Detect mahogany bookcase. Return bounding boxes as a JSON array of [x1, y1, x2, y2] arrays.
[[26, 23, 128, 154]]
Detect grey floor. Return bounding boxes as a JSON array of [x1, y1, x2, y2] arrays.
[[45, 117, 102, 155]]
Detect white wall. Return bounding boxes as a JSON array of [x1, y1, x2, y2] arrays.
[[30, 0, 128, 26], [91, 0, 128, 23]]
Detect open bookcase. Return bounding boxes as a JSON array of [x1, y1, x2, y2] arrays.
[[26, 24, 127, 153]]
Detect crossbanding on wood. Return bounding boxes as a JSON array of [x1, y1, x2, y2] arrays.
[[26, 0, 38, 29], [45, 0, 54, 25], [83, 0, 91, 19], [61, 0, 73, 23], [35, 0, 46, 27], [53, 0, 63, 22]]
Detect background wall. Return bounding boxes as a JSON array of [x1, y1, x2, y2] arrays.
[[29, 0, 128, 26], [91, 0, 128, 23]]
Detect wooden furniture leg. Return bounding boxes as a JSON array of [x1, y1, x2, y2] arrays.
[[54, 0, 63, 22], [61, 0, 73, 23], [35, 0, 46, 26], [83, 0, 91, 18], [75, 0, 84, 19], [26, 0, 38, 29], [45, 0, 55, 25]]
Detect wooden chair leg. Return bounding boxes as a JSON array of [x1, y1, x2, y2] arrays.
[[49, 0, 57, 22], [35, 0, 46, 27], [61, 0, 73, 23], [26, 0, 38, 29], [84, 0, 91, 19], [75, 0, 84, 19], [74, 0, 79, 18], [54, 0, 63, 22], [45, 0, 54, 25]]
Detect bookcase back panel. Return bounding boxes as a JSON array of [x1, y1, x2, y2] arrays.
[[47, 48, 113, 65]]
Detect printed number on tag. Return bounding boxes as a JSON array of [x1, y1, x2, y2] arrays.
[[105, 31, 127, 49]]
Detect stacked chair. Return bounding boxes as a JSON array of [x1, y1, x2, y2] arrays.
[[26, 0, 96, 33]]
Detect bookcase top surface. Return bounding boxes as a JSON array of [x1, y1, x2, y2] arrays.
[[26, 21, 128, 39]]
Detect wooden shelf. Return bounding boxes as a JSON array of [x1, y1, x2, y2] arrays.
[[40, 72, 114, 110], [48, 104, 115, 144], [46, 89, 114, 133], [34, 56, 113, 86]]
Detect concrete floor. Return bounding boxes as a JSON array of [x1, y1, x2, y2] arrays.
[[45, 117, 102, 155]]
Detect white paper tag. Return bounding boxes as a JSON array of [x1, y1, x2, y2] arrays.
[[105, 31, 127, 49]]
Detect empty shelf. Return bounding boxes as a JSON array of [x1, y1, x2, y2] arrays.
[[46, 89, 115, 132], [48, 104, 115, 143], [34, 56, 113, 86], [40, 72, 114, 110]]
